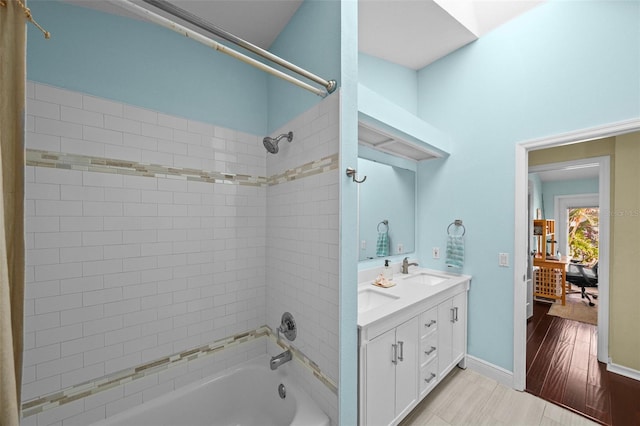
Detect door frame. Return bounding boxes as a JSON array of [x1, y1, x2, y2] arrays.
[[513, 118, 640, 391]]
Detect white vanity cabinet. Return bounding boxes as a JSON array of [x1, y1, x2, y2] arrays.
[[363, 317, 419, 426], [437, 291, 467, 377], [359, 275, 470, 426]]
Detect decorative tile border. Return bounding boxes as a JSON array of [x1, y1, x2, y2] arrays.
[[267, 153, 339, 185], [26, 149, 268, 187], [25, 149, 339, 187], [21, 325, 337, 417], [268, 329, 338, 395]]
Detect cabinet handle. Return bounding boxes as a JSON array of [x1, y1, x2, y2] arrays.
[[450, 307, 455, 323], [424, 346, 436, 356], [392, 344, 398, 365], [454, 307, 459, 322], [398, 341, 404, 361], [425, 319, 436, 328], [424, 373, 436, 384]]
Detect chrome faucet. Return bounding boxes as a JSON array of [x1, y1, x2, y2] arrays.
[[402, 257, 419, 274], [270, 312, 296, 370], [270, 350, 292, 370]]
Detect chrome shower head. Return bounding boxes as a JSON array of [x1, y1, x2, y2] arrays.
[[263, 131, 293, 154]]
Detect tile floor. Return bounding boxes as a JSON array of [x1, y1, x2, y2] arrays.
[[401, 367, 598, 426]]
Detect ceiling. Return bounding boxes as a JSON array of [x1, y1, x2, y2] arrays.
[[70, 0, 544, 70], [533, 164, 600, 183]]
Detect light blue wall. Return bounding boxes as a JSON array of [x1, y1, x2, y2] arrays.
[[337, 1, 359, 424], [529, 173, 543, 254], [359, 53, 418, 114], [267, 0, 341, 132], [529, 173, 543, 219], [416, 0, 639, 370], [542, 178, 599, 220], [27, 1, 267, 135]]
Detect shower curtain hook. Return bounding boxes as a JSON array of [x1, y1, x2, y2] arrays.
[[346, 167, 366, 183]]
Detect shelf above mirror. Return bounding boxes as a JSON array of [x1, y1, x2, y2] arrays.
[[358, 122, 439, 161]]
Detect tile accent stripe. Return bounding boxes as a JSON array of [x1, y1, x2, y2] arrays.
[[25, 149, 339, 187], [267, 153, 339, 185], [21, 326, 337, 417], [26, 149, 268, 186], [267, 328, 338, 395]]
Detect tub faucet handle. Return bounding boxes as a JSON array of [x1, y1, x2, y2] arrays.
[[277, 312, 296, 341]]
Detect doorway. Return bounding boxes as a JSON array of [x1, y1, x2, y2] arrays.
[[514, 121, 640, 425], [524, 163, 604, 420], [526, 155, 608, 359], [512, 120, 640, 392]]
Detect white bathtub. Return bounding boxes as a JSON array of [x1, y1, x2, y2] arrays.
[[93, 355, 330, 426]]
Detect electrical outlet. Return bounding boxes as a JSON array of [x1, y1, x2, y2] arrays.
[[499, 253, 509, 267], [397, 244, 404, 254], [432, 247, 440, 259], [361, 240, 366, 250]]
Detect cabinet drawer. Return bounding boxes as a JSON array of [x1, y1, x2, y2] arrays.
[[420, 307, 438, 338], [420, 334, 438, 367], [420, 359, 438, 395]]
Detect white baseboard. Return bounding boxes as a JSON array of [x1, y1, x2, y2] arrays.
[[607, 361, 640, 381], [465, 355, 514, 388]]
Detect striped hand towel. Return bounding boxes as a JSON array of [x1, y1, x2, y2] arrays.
[[376, 231, 389, 257], [445, 235, 465, 268]]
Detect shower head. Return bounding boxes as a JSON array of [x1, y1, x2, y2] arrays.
[[263, 131, 293, 154]]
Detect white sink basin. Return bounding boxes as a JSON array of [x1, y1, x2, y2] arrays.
[[358, 288, 399, 313], [401, 272, 448, 286]]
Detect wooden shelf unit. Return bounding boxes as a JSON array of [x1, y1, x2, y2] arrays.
[[533, 219, 555, 260], [533, 219, 569, 305]]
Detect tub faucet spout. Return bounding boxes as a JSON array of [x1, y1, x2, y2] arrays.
[[270, 350, 292, 370]]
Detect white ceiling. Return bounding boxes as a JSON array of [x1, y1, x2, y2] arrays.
[[534, 164, 600, 183], [359, 0, 544, 69], [67, 1, 304, 49], [70, 0, 544, 70]]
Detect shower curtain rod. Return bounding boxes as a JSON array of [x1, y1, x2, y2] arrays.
[[112, 0, 335, 98], [141, 0, 337, 95]]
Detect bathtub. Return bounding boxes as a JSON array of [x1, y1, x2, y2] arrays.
[[93, 355, 330, 426]]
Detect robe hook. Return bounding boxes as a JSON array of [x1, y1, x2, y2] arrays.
[[346, 167, 367, 183]]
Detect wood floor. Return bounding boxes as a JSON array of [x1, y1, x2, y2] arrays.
[[526, 300, 640, 426]]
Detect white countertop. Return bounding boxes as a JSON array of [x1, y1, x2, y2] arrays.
[[357, 267, 471, 329]]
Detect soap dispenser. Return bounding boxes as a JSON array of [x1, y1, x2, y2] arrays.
[[383, 259, 394, 281]]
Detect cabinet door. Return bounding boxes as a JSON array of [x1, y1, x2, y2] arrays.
[[394, 316, 419, 419], [437, 299, 454, 377], [451, 292, 467, 366], [365, 328, 396, 426]]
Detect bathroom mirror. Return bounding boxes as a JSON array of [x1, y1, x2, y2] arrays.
[[357, 157, 416, 261]]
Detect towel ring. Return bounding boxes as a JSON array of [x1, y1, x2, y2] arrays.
[[447, 219, 465, 236], [378, 220, 389, 232]]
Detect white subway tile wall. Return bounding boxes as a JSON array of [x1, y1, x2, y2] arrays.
[[266, 93, 340, 425], [23, 82, 340, 425]]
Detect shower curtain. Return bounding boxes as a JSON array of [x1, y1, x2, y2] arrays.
[[0, 1, 26, 424]]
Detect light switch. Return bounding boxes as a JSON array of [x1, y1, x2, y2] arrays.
[[499, 253, 509, 267]]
